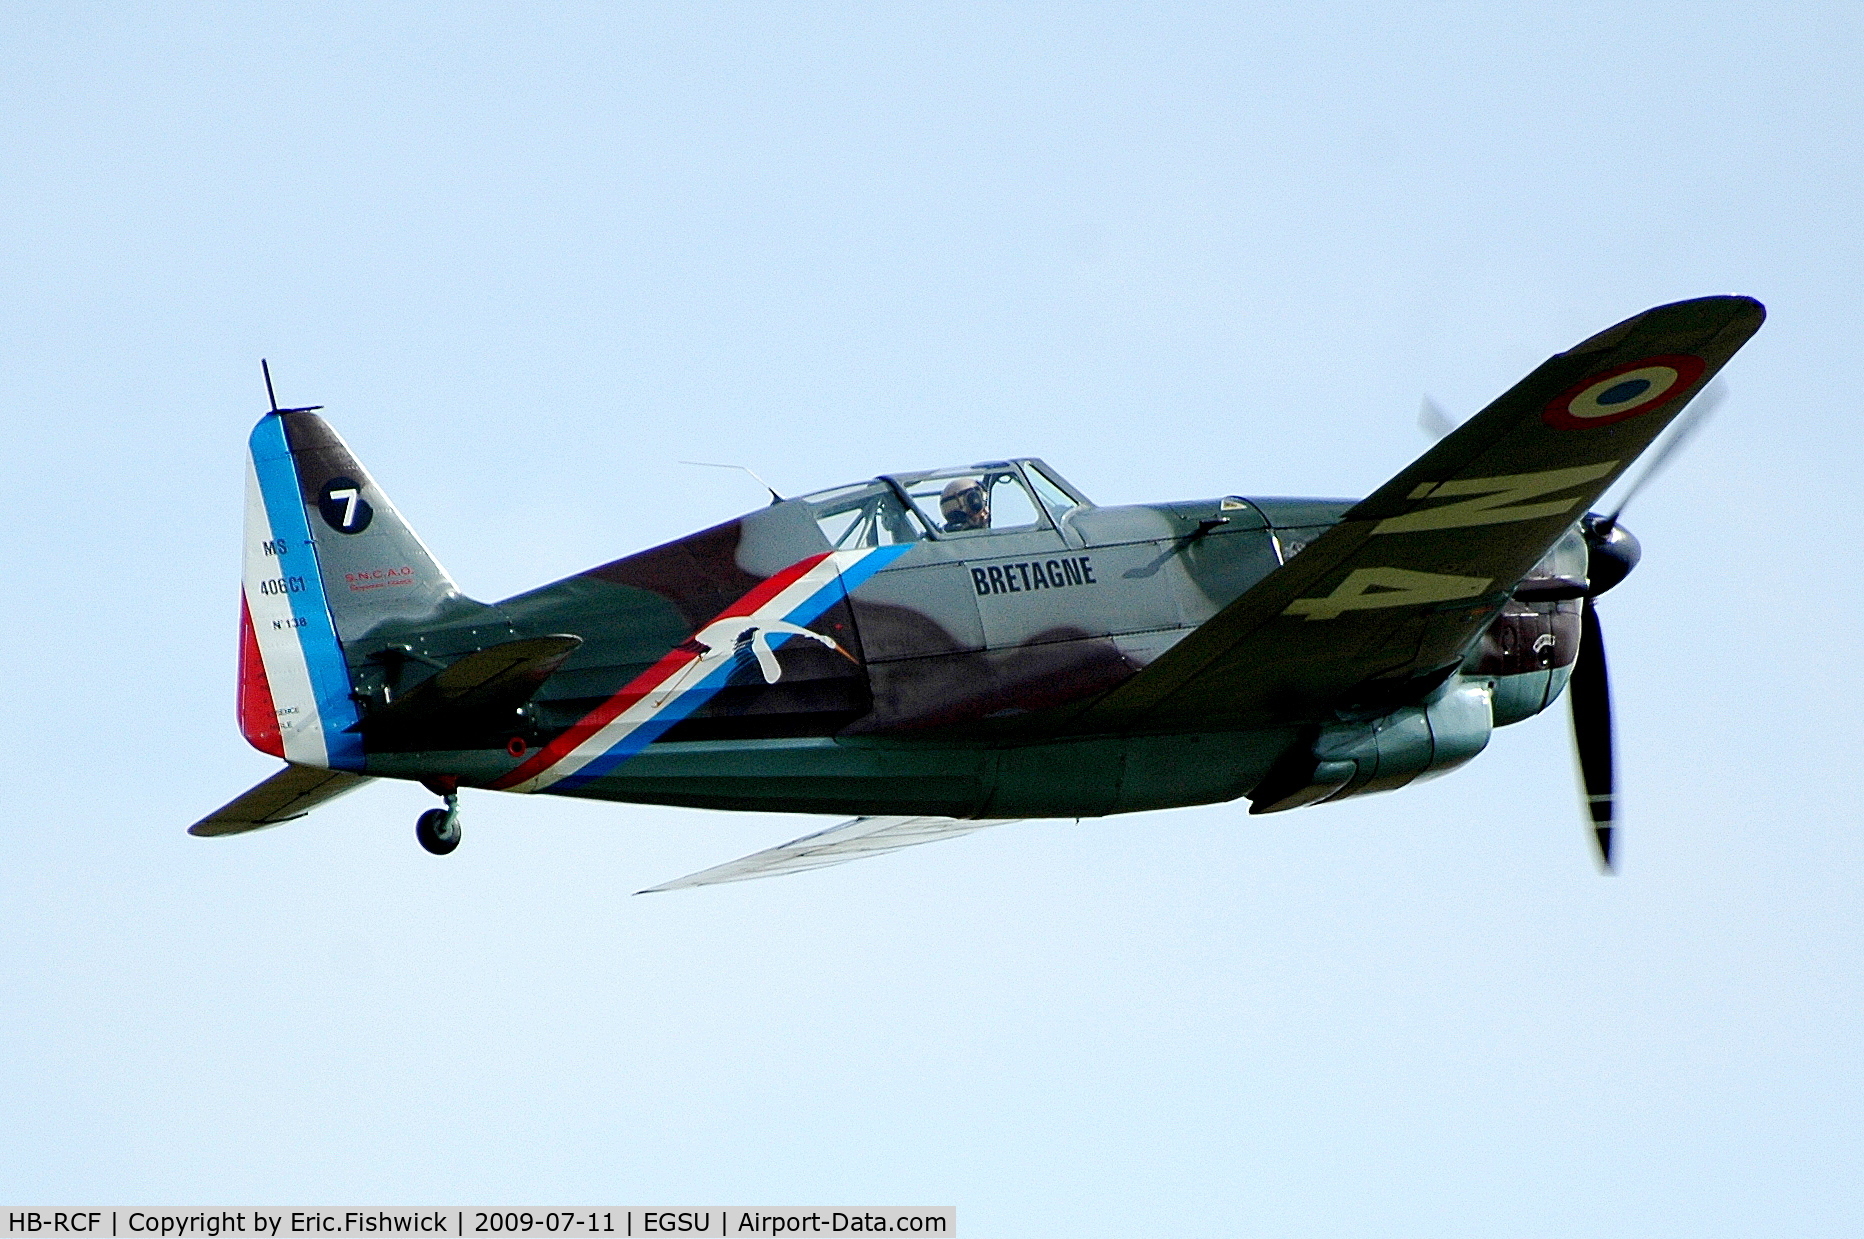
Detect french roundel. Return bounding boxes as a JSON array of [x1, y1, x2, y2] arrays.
[[1544, 354, 1706, 430]]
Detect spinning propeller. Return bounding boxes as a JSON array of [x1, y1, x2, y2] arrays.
[[1570, 519, 1631, 870], [1424, 382, 1726, 871]]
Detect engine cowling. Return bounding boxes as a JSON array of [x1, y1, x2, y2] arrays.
[[1466, 525, 1590, 727]]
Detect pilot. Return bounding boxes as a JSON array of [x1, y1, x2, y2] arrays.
[[939, 477, 991, 531]]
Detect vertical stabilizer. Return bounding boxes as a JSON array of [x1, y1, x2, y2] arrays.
[[238, 407, 483, 768]]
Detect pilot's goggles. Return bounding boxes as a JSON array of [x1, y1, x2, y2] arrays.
[[947, 487, 987, 513]]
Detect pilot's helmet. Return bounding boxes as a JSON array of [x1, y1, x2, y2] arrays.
[[940, 477, 990, 530]]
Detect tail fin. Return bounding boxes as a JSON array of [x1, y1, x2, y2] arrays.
[[238, 407, 484, 768]]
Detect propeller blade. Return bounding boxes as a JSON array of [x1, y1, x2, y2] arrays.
[[1417, 396, 1456, 442], [1566, 384, 1721, 862], [1602, 378, 1726, 529], [1569, 599, 1617, 871]]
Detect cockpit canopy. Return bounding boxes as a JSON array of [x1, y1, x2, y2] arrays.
[[799, 459, 1089, 549]]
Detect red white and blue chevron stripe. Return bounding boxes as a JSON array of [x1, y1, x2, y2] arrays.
[[492, 544, 912, 794]]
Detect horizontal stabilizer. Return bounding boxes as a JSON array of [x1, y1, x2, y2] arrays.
[[357, 634, 581, 741], [188, 763, 375, 836], [639, 815, 1022, 892]]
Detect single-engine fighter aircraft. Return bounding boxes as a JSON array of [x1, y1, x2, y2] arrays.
[[194, 295, 1763, 888]]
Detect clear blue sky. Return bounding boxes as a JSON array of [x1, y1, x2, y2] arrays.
[[3, 4, 1861, 1235]]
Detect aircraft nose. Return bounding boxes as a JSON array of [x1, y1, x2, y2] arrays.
[[1582, 515, 1642, 597]]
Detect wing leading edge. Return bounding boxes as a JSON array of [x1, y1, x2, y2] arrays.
[[1068, 294, 1764, 735]]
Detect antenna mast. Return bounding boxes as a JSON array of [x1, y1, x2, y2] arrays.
[[259, 359, 323, 414], [680, 461, 785, 504]]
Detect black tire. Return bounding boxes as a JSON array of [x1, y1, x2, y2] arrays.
[[416, 807, 461, 855]]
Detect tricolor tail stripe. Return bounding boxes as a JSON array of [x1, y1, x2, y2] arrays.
[[495, 544, 913, 795], [237, 594, 284, 757], [241, 415, 365, 771]]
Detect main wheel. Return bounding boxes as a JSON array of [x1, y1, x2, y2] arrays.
[[416, 807, 461, 855]]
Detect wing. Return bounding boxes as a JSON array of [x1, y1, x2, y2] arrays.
[[1072, 294, 1764, 734], [639, 815, 1023, 892], [188, 763, 375, 836]]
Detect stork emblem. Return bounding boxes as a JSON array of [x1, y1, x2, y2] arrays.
[[689, 618, 857, 684]]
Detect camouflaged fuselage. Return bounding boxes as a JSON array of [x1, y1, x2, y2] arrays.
[[353, 474, 1580, 818]]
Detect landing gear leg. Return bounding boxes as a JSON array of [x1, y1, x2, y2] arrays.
[[416, 792, 461, 855]]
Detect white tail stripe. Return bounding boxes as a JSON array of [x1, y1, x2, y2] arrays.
[[241, 457, 329, 767]]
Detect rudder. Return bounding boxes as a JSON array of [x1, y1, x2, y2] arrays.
[[238, 407, 485, 768]]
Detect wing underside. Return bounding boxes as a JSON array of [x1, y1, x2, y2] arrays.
[[1068, 294, 1765, 735], [189, 763, 376, 837], [639, 815, 1023, 892]]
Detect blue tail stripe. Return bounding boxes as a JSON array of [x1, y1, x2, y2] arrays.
[[248, 416, 366, 771]]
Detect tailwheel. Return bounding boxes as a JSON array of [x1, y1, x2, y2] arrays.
[[416, 797, 461, 855]]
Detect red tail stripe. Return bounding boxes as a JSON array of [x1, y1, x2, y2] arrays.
[[237, 594, 285, 757]]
